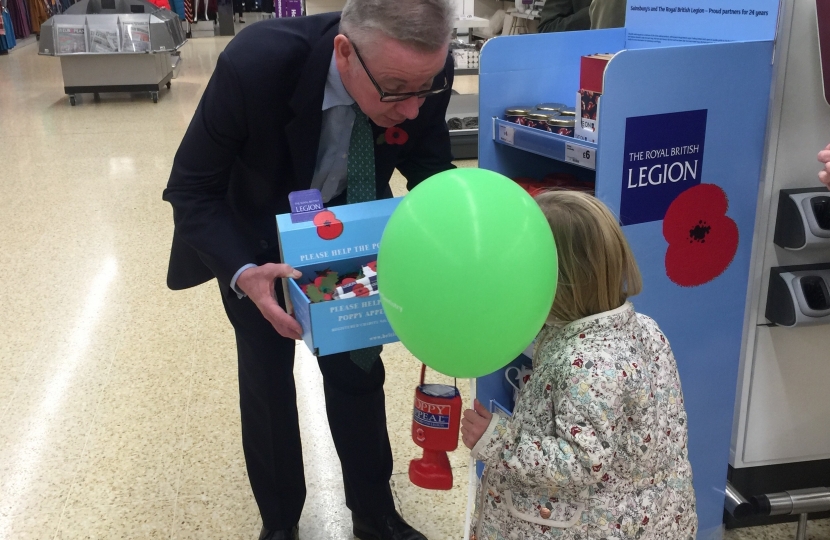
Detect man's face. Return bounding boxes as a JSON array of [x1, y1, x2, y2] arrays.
[[334, 33, 449, 128]]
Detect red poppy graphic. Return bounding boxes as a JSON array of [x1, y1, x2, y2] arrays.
[[313, 210, 344, 240], [384, 127, 409, 145], [367, 260, 378, 273], [663, 184, 739, 287]]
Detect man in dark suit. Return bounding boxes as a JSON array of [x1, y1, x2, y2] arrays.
[[590, 0, 626, 29], [537, 0, 591, 33], [162, 0, 456, 537]]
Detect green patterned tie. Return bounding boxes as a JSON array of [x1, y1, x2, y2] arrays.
[[347, 103, 383, 372], [347, 104, 377, 204]]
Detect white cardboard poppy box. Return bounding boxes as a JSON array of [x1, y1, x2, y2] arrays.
[[276, 191, 402, 356]]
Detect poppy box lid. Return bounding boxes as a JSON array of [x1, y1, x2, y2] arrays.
[[276, 194, 402, 268]]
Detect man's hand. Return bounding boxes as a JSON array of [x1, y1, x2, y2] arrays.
[[236, 263, 304, 340], [461, 399, 494, 450], [819, 143, 830, 188]]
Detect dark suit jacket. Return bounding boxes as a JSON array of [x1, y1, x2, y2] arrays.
[[537, 0, 591, 33], [162, 13, 455, 290]]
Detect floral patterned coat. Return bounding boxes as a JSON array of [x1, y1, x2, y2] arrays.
[[470, 303, 697, 540]]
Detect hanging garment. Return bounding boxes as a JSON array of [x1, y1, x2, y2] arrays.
[[0, 9, 17, 50], [168, 0, 184, 20], [147, 0, 171, 9], [7, 0, 30, 39], [21, 0, 32, 34], [25, 0, 47, 34]]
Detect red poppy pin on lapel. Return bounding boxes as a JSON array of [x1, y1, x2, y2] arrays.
[[376, 127, 409, 145]]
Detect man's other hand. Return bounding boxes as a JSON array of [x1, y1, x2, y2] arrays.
[[237, 263, 304, 340]]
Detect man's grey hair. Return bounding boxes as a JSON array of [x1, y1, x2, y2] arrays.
[[340, 0, 455, 53]]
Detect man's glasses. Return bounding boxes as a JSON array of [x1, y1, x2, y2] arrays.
[[349, 39, 450, 103]]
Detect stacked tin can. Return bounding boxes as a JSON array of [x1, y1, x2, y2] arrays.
[[503, 103, 575, 137]]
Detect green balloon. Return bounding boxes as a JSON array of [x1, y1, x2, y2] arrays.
[[378, 168, 558, 379]]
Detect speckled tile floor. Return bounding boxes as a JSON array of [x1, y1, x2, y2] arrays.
[[0, 10, 827, 540], [724, 521, 830, 540]]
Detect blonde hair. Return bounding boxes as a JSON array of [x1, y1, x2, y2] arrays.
[[534, 190, 642, 324]]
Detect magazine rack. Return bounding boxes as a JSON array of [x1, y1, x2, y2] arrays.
[[39, 0, 186, 105]]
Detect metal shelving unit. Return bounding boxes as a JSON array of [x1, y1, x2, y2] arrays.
[[492, 118, 597, 170]]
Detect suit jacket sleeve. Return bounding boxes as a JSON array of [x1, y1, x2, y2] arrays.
[[162, 52, 258, 288], [395, 56, 457, 191], [589, 0, 626, 29], [537, 0, 591, 33]]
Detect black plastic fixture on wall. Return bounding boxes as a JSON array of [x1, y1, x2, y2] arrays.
[[774, 188, 830, 250], [765, 264, 830, 327]]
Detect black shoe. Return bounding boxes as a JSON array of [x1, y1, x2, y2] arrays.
[[353, 511, 427, 540], [259, 525, 298, 540]]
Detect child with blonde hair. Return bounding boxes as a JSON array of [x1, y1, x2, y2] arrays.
[[462, 190, 697, 540]]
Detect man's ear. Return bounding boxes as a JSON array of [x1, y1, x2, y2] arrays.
[[333, 34, 351, 65]]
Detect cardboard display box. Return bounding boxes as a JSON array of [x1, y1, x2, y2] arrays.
[[575, 53, 616, 144], [276, 196, 402, 356], [576, 89, 601, 143], [579, 53, 614, 94]]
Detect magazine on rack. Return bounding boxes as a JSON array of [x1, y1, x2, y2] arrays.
[[121, 21, 150, 52], [56, 25, 87, 54], [88, 24, 120, 53]]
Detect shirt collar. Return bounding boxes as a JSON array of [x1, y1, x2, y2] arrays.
[[322, 52, 355, 110]]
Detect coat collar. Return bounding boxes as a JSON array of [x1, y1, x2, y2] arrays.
[[285, 18, 342, 192], [559, 302, 636, 340]]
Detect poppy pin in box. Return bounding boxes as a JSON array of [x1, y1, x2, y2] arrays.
[[276, 191, 402, 356]]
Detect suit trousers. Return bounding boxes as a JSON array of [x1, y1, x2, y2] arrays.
[[219, 283, 396, 530]]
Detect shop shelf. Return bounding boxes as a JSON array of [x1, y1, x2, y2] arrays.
[[492, 118, 598, 171]]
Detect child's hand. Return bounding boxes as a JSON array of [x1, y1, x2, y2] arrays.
[[461, 399, 494, 450]]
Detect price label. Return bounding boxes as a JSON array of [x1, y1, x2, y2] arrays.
[[499, 124, 515, 145], [565, 142, 596, 170]]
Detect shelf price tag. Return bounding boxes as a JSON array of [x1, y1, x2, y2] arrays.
[[499, 124, 515, 145], [565, 142, 596, 170]]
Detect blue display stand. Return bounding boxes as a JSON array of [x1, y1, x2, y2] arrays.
[[472, 27, 774, 540]]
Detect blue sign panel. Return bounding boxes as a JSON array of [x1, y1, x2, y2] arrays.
[[625, 0, 780, 48], [620, 109, 707, 226]]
